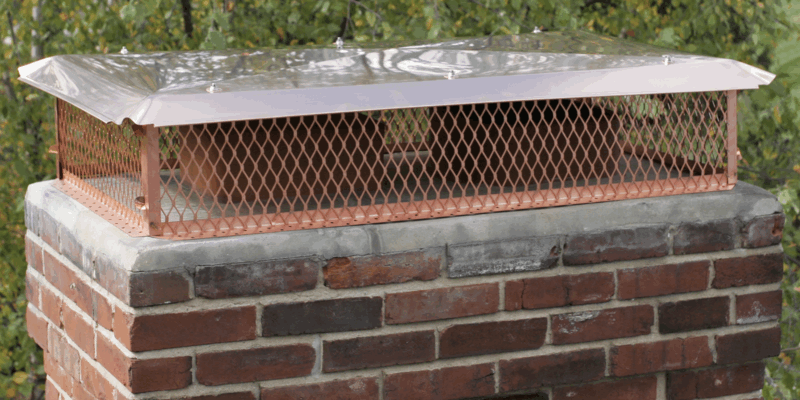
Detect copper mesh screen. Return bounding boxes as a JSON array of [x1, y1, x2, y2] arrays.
[[54, 91, 736, 239]]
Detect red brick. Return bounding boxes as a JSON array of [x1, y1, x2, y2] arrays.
[[553, 376, 658, 400], [742, 213, 785, 248], [737, 290, 782, 324], [81, 358, 116, 400], [667, 362, 765, 400], [45, 355, 75, 398], [500, 348, 606, 392], [115, 306, 256, 351], [46, 378, 60, 400], [195, 258, 317, 299], [196, 344, 315, 385], [261, 378, 379, 400], [659, 296, 729, 333], [95, 333, 129, 387], [129, 270, 191, 306], [505, 273, 614, 311], [486, 394, 547, 400], [262, 297, 382, 336], [324, 249, 441, 289], [563, 225, 669, 265], [385, 284, 499, 324], [48, 325, 81, 381], [62, 303, 95, 358], [179, 393, 256, 400], [26, 305, 48, 349], [440, 318, 547, 359], [41, 285, 63, 327], [26, 236, 44, 273], [26, 271, 40, 309], [43, 251, 93, 316], [610, 336, 712, 377], [713, 253, 783, 288], [323, 331, 435, 372], [617, 261, 709, 300], [674, 219, 736, 255], [384, 364, 495, 400], [552, 305, 653, 345], [716, 327, 781, 365], [96, 332, 192, 393], [95, 291, 114, 331]]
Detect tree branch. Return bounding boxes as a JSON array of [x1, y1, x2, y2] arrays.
[[180, 0, 194, 38], [5, 10, 21, 67]]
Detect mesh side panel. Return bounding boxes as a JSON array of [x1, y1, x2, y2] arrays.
[[56, 99, 146, 233], [151, 91, 731, 239]]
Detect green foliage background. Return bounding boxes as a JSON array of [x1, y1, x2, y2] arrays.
[[1, 0, 800, 398]]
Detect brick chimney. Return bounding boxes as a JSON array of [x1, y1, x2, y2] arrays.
[[25, 180, 783, 400]]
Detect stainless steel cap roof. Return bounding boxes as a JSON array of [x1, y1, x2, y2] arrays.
[[18, 30, 774, 127]]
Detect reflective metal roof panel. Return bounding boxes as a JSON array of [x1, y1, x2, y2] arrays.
[[18, 30, 775, 127]]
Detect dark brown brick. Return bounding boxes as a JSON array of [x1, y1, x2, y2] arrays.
[[674, 219, 736, 255], [324, 249, 441, 289], [500, 348, 606, 392], [26, 236, 43, 273], [130, 270, 191, 306], [440, 318, 547, 359], [737, 290, 782, 324], [716, 327, 781, 365], [563, 225, 669, 265], [713, 253, 783, 288], [115, 306, 256, 352], [617, 261, 709, 300], [552, 305, 653, 345], [659, 296, 729, 333], [323, 331, 435, 372], [195, 258, 318, 299], [26, 305, 48, 350], [261, 378, 379, 400], [262, 297, 382, 336], [41, 285, 62, 327], [667, 362, 765, 400], [385, 284, 499, 324], [742, 213, 785, 248], [62, 302, 95, 358], [610, 336, 712, 377], [487, 394, 548, 400], [26, 271, 40, 309], [505, 273, 614, 311], [384, 364, 495, 400], [553, 376, 658, 400], [179, 393, 257, 400], [196, 345, 315, 385]]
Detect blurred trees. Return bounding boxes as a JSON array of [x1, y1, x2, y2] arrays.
[[1, 0, 799, 398]]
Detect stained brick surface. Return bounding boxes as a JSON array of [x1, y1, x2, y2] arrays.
[[261, 378, 379, 400], [130, 270, 192, 306], [736, 290, 782, 324], [25, 271, 40, 309], [716, 327, 781, 365], [617, 261, 709, 300], [26, 306, 48, 350], [323, 331, 435, 372], [659, 296, 729, 333], [610, 336, 713, 377], [384, 364, 495, 400], [196, 345, 315, 386], [385, 284, 499, 324], [505, 272, 614, 311], [195, 258, 318, 299], [61, 303, 95, 358], [553, 376, 658, 400], [500, 349, 606, 392], [563, 225, 669, 265], [551, 305, 653, 345], [129, 357, 193, 393], [667, 362, 766, 400], [181, 393, 257, 400], [673, 219, 736, 255], [262, 297, 382, 336], [324, 249, 441, 289], [713, 253, 783, 288], [440, 318, 547, 359], [742, 213, 785, 248], [447, 236, 560, 278]]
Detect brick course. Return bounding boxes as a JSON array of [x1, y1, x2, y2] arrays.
[[324, 249, 441, 289], [658, 296, 730, 333], [196, 345, 316, 385], [505, 272, 614, 311], [384, 364, 495, 400], [385, 284, 499, 324], [323, 331, 435, 372], [551, 305, 653, 345], [262, 296, 382, 336], [439, 318, 547, 358], [617, 261, 709, 300]]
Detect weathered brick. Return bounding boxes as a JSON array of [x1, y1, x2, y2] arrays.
[[261, 378, 379, 400], [551, 305, 653, 345], [94, 290, 114, 331], [96, 332, 192, 393], [130, 270, 191, 306], [716, 327, 781, 365], [713, 253, 783, 288], [563, 225, 669, 265], [95, 255, 130, 304], [58, 227, 85, 274], [324, 249, 441, 289], [737, 290, 782, 324], [384, 364, 495, 400], [40, 211, 59, 251], [195, 258, 318, 299], [26, 236, 43, 273], [48, 326, 81, 381], [26, 271, 40, 309], [385, 284, 499, 324], [45, 352, 75, 398], [62, 302, 95, 358], [45, 378, 60, 400], [673, 219, 737, 255], [196, 345, 315, 385], [26, 305, 48, 350], [115, 306, 256, 351], [323, 331, 435, 372], [659, 296, 729, 333], [742, 213, 785, 248], [262, 297, 382, 337], [81, 357, 116, 400], [486, 394, 547, 400], [505, 272, 614, 311], [448, 236, 560, 278], [610, 336, 713, 377], [179, 393, 257, 400], [553, 376, 658, 400], [43, 251, 93, 316], [500, 348, 606, 392], [439, 318, 547, 359], [617, 261, 709, 300], [667, 362, 765, 400], [41, 285, 62, 327]]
